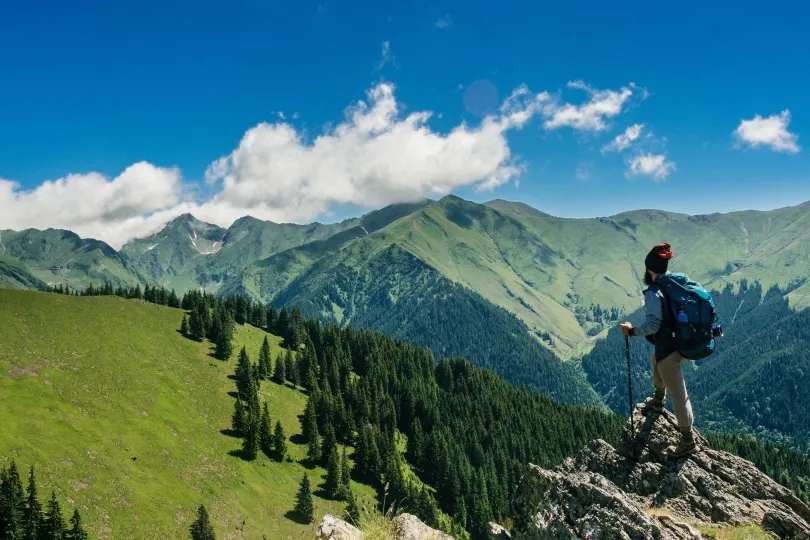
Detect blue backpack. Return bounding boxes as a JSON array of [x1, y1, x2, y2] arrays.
[[652, 273, 722, 360]]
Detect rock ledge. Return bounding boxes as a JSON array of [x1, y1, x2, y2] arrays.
[[501, 406, 810, 539]]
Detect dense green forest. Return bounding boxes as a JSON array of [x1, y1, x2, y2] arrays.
[[273, 244, 601, 407], [581, 278, 810, 450]]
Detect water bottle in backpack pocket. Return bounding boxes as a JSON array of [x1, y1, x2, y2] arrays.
[[655, 273, 722, 360]]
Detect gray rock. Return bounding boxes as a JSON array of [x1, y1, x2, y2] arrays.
[[393, 513, 454, 539], [316, 513, 452, 540], [316, 514, 363, 540], [507, 406, 810, 539], [489, 522, 512, 539]]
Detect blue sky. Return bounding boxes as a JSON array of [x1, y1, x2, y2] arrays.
[[1, 0, 809, 245]]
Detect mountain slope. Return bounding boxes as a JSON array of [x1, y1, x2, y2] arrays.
[[220, 200, 432, 301], [0, 255, 47, 290], [119, 213, 227, 290], [121, 214, 363, 292], [0, 228, 142, 289], [273, 243, 602, 406], [0, 290, 376, 539]]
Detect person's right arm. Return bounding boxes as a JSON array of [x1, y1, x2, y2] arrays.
[[631, 290, 663, 337]]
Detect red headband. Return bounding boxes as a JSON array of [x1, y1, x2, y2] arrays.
[[655, 242, 673, 259]]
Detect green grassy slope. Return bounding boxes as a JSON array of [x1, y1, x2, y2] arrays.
[[0, 290, 375, 539], [0, 229, 142, 290], [0, 255, 47, 290]]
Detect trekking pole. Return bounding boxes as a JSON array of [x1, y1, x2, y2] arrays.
[[625, 335, 634, 436]]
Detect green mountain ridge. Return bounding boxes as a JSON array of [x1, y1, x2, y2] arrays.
[[0, 228, 144, 289], [3, 195, 810, 383]]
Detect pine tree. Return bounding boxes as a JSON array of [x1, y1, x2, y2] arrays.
[[284, 349, 296, 387], [215, 327, 233, 360], [234, 296, 247, 325], [266, 306, 278, 334], [324, 446, 341, 499], [301, 397, 318, 442], [168, 289, 180, 308], [273, 353, 286, 385], [273, 421, 287, 462], [306, 428, 321, 464], [259, 403, 273, 458], [321, 425, 337, 467], [293, 473, 314, 524], [189, 504, 216, 540], [231, 399, 246, 434], [0, 460, 24, 538], [258, 337, 272, 380], [180, 315, 190, 337], [277, 307, 291, 345], [214, 311, 234, 360], [22, 465, 42, 540], [235, 347, 252, 396], [189, 309, 204, 340], [339, 446, 351, 501], [242, 413, 260, 461], [345, 487, 361, 525], [42, 491, 66, 540], [65, 509, 88, 540]]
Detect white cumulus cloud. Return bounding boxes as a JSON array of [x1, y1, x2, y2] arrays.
[[0, 163, 184, 248], [602, 123, 645, 153], [626, 153, 675, 182], [2, 82, 547, 248], [204, 83, 543, 217], [541, 81, 639, 132], [733, 110, 799, 153]]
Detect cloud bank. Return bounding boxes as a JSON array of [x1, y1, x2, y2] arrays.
[[1, 80, 651, 248], [734, 110, 800, 153], [1, 82, 562, 248]]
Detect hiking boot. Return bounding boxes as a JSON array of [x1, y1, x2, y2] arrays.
[[642, 396, 665, 413], [668, 428, 700, 459]]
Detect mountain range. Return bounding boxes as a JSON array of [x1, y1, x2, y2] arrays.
[[3, 195, 810, 438], [4, 195, 810, 352]]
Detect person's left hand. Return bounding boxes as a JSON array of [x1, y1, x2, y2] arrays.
[[620, 322, 633, 337]]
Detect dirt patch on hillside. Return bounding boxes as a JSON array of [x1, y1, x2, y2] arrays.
[[8, 364, 41, 378]]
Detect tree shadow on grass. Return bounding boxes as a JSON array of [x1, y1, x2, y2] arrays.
[[289, 433, 307, 445], [284, 510, 316, 525], [226, 391, 239, 399], [227, 448, 257, 462], [220, 428, 241, 438]]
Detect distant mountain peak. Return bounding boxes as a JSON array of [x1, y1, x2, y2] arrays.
[[484, 199, 550, 218]]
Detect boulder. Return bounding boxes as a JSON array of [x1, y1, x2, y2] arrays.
[[393, 513, 453, 539], [316, 514, 363, 540], [316, 513, 452, 540], [505, 405, 810, 539]]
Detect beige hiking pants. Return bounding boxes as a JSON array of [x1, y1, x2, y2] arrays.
[[650, 351, 694, 430]]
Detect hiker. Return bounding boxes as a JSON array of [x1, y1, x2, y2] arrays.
[[619, 243, 698, 458]]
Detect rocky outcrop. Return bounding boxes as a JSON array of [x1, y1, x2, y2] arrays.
[[393, 513, 453, 539], [316, 513, 452, 540], [502, 406, 810, 539], [317, 514, 363, 540]]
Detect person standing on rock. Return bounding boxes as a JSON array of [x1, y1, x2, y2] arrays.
[[619, 243, 699, 458]]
